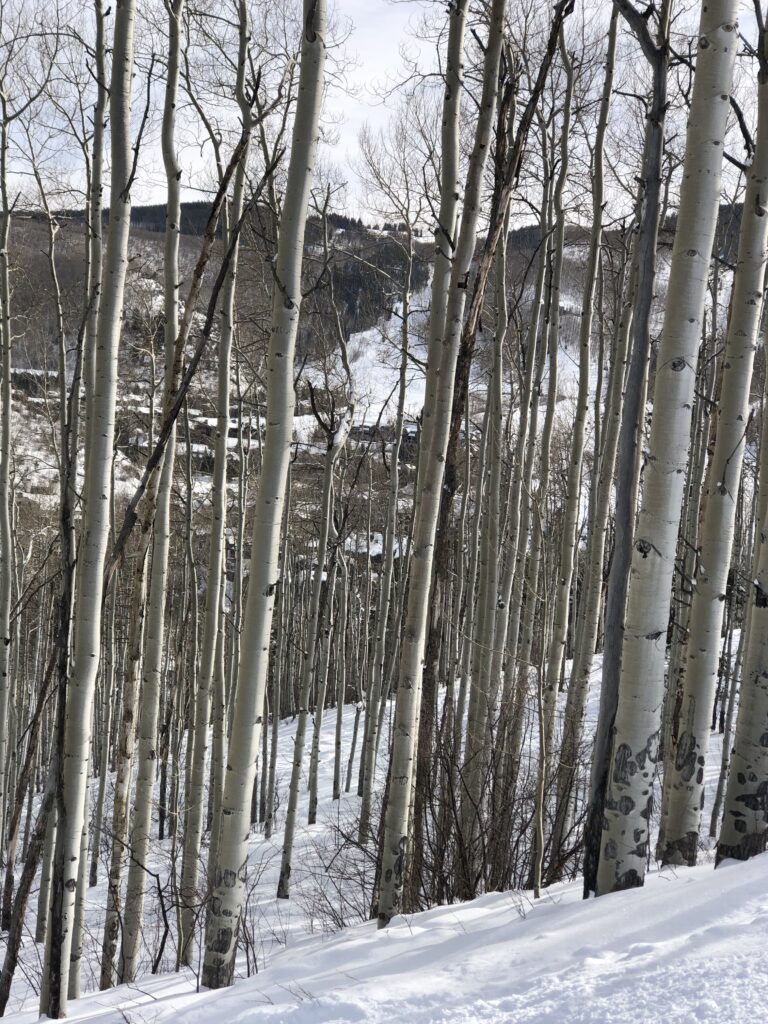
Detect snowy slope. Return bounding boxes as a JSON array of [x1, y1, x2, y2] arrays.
[[8, 852, 768, 1022], [2, 647, 744, 1024], [2, 658, 749, 1024]]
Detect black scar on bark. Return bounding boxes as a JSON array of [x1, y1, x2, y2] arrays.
[[735, 780, 768, 819], [674, 730, 698, 782], [639, 794, 654, 821], [209, 926, 233, 953], [615, 869, 642, 890], [717, 831, 768, 865], [635, 730, 660, 771], [663, 830, 698, 867], [612, 743, 635, 785], [617, 795, 635, 815]]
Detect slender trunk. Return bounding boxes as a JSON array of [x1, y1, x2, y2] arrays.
[[119, 3, 185, 980], [583, 0, 670, 896], [178, 3, 255, 966], [377, 0, 504, 927], [597, 0, 738, 896], [278, 413, 349, 894], [44, 3, 136, 1012], [202, 0, 326, 986], [659, 79, 768, 860]]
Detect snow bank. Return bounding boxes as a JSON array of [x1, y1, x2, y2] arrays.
[[11, 852, 768, 1022]]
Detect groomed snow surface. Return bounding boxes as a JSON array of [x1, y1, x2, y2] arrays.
[[5, 679, 764, 1024]]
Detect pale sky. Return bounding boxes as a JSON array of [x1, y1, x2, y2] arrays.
[[19, 1, 765, 217], [129, 0, 431, 214]]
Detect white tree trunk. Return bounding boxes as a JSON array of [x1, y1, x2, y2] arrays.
[[179, 0, 251, 963], [202, 0, 326, 986], [277, 411, 349, 895], [43, 2, 136, 1012], [119, 0, 185, 981], [596, 0, 738, 896], [659, 115, 767, 858], [377, 0, 505, 927]]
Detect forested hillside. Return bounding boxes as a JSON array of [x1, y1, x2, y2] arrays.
[[0, 0, 765, 1021]]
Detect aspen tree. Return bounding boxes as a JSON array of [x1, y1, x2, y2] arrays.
[[659, 69, 768, 858], [266, 468, 292, 840], [356, 111, 425, 843], [597, 0, 739, 896], [583, 0, 671, 897], [44, 0, 137, 1013], [550, 245, 630, 869], [119, 0, 185, 982], [458, 235, 506, 877], [711, 384, 768, 838], [451, 79, 518, 892], [179, 0, 252, 964], [512, 71, 571, 784], [277, 403, 350, 895], [716, 484, 768, 862], [99, 531, 149, 984], [542, 14, 616, 771], [660, 303, 719, 764], [0, 5, 57, 860], [377, 0, 505, 927], [308, 542, 340, 824], [333, 555, 349, 800], [202, 0, 326, 987], [547, 11, 620, 869], [709, 515, 747, 836]]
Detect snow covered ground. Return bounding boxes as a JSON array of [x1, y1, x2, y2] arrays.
[[9, 828, 767, 1022], [3, 647, 755, 1024]]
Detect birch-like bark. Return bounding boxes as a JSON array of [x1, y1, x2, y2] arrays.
[[265, 468, 291, 839], [709, 612, 744, 836], [660, 282, 720, 764], [358, 244, 413, 842], [89, 581, 116, 888], [459, 227, 506, 860], [119, 1, 185, 981], [333, 556, 348, 801], [509, 102, 569, 778], [202, 0, 326, 986], [547, 11, 620, 866], [550, 247, 630, 869], [541, 30, 585, 769], [278, 409, 349, 894], [716, 487, 768, 861], [583, 0, 671, 897], [307, 552, 339, 823], [0, 114, 15, 858], [377, 0, 505, 928], [100, 558, 148, 988], [180, 6, 251, 955], [44, 3, 136, 1012], [596, 0, 738, 896], [658, 92, 768, 858]]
